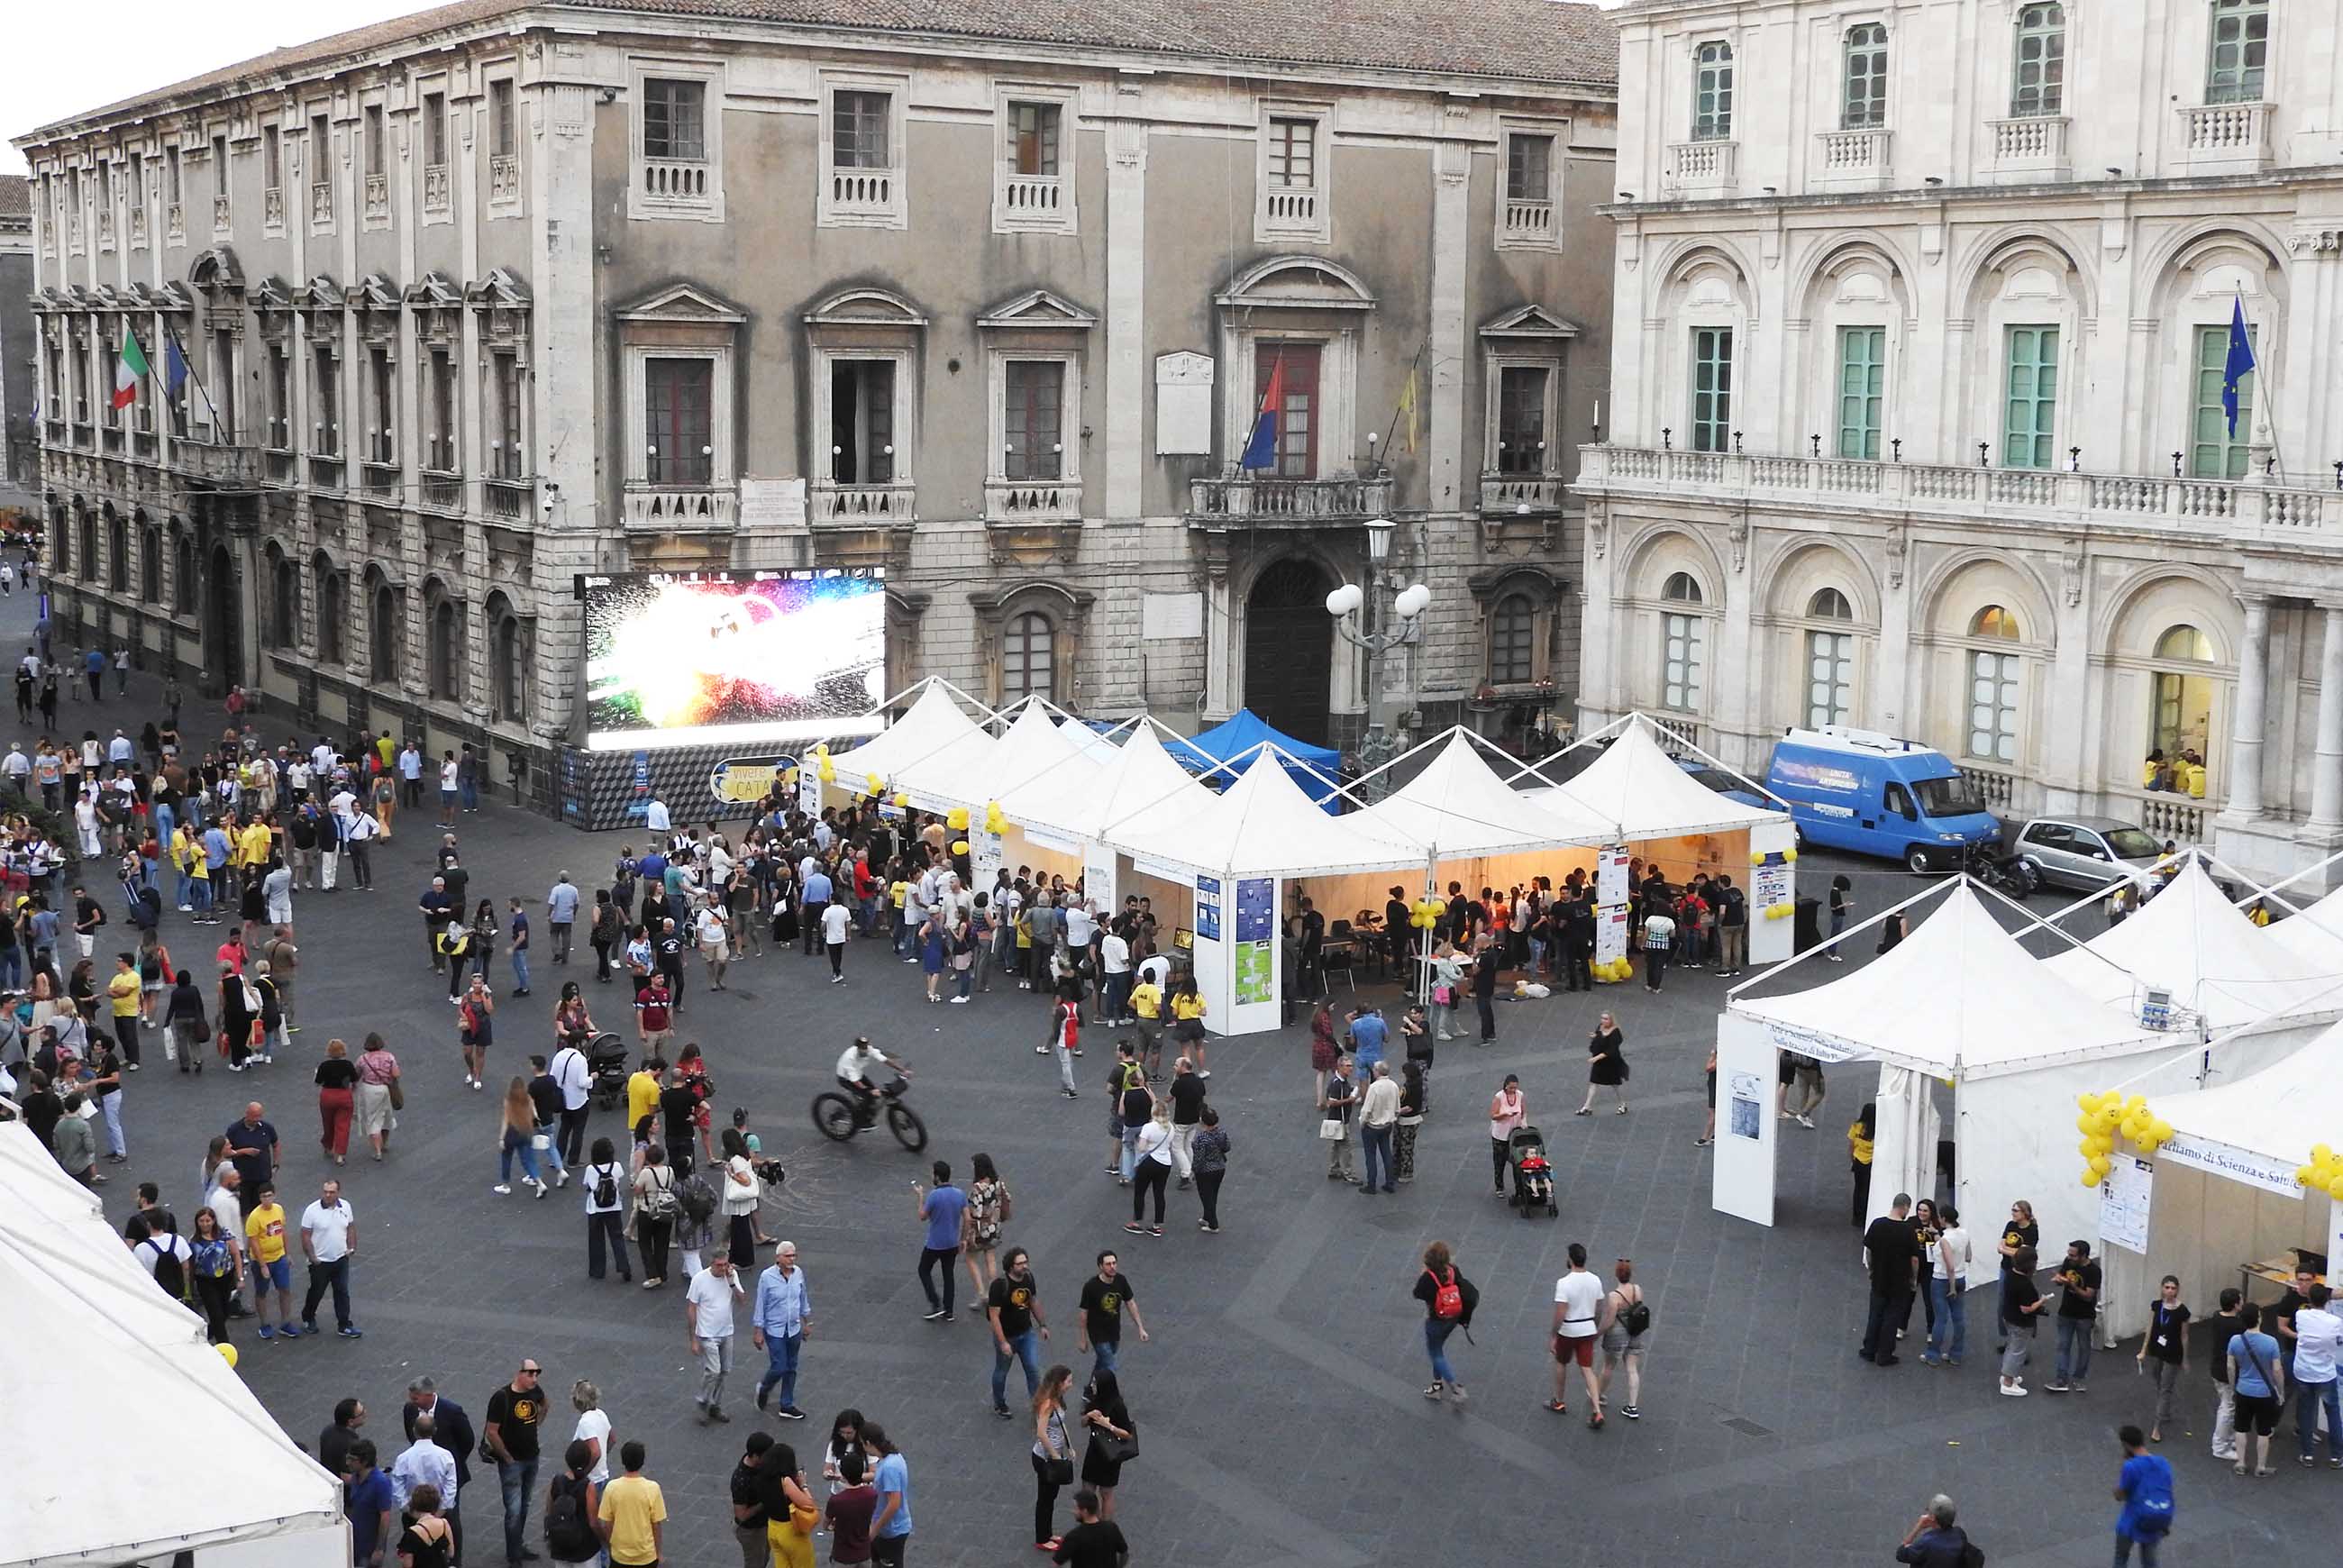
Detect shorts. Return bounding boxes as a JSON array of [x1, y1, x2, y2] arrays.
[[2233, 1392, 2281, 1436], [1795, 1064, 1824, 1093], [255, 1256, 291, 1292], [1174, 1019, 1206, 1043], [1554, 1332, 1596, 1367]]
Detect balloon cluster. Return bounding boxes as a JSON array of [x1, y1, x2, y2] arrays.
[[812, 743, 835, 785], [2296, 1144, 2343, 1200], [865, 772, 883, 796], [1591, 956, 1636, 983], [947, 807, 970, 831], [2072, 1090, 2173, 1187], [1407, 898, 1443, 931], [1764, 902, 1792, 922], [985, 801, 1008, 835]]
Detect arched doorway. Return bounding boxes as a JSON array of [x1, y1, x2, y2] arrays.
[[205, 542, 242, 695], [1244, 556, 1335, 744]]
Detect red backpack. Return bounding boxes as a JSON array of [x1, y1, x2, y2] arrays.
[[1427, 1267, 1464, 1320]]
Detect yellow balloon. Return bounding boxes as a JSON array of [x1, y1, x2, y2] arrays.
[[2078, 1139, 2100, 1159], [2091, 1134, 2115, 1155], [2329, 1174, 2343, 1201], [217, 1342, 239, 1370], [947, 807, 970, 831], [2076, 1113, 2100, 1135], [1782, 848, 1798, 864], [2300, 1165, 2321, 1188], [818, 760, 836, 782], [2098, 1105, 2123, 1128], [2078, 1092, 2103, 1113], [2081, 1170, 2102, 1188], [951, 839, 970, 855], [866, 773, 883, 793], [2087, 1154, 2111, 1177], [2313, 1143, 2335, 1166], [1750, 851, 1765, 868], [891, 792, 909, 808], [2126, 1094, 2148, 1115], [2150, 1118, 2173, 1144]]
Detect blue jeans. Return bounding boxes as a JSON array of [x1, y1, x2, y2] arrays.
[[757, 1330, 803, 1409], [991, 1326, 1041, 1408], [1925, 1276, 1966, 1363], [460, 779, 479, 811], [1362, 1123, 1394, 1190], [0, 942, 20, 989], [1102, 971, 1131, 1020], [2056, 1316, 2094, 1383], [190, 879, 212, 915], [1424, 1318, 1459, 1383], [2299, 1376, 2342, 1459], [512, 949, 530, 992], [498, 1126, 544, 1186], [497, 1455, 538, 1563], [1091, 1339, 1120, 1375]]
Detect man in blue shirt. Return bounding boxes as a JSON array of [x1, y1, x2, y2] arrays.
[[801, 864, 834, 957], [202, 824, 232, 907], [1892, 1495, 1970, 1568], [1345, 1006, 1389, 1074], [864, 1423, 911, 1566], [2112, 1424, 2174, 1565], [752, 1242, 812, 1421], [913, 1162, 966, 1322], [344, 1439, 398, 1568]]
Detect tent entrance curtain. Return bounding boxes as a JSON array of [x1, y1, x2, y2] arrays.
[[1865, 1065, 1942, 1229]]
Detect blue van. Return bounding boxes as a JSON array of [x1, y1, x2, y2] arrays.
[[1763, 725, 2001, 873]]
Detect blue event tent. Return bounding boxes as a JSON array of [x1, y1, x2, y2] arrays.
[[1165, 708, 1345, 814]]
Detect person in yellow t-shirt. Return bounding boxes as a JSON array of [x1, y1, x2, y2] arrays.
[[626, 1061, 662, 1134], [1128, 975, 1164, 1079], [237, 818, 273, 872], [174, 825, 213, 922], [1169, 973, 1209, 1079], [242, 1182, 299, 1336], [597, 1442, 666, 1567], [107, 953, 141, 1032]]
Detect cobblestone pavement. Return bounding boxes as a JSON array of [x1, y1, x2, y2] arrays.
[[27, 597, 2329, 1566]]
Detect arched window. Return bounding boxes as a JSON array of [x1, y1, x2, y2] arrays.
[[488, 596, 527, 724], [141, 524, 160, 604], [172, 534, 195, 614], [1662, 571, 1704, 604], [1965, 606, 2024, 763], [369, 576, 401, 680], [2010, 3, 2066, 117], [1658, 572, 1706, 713], [77, 514, 97, 579], [1803, 588, 1855, 727], [315, 557, 345, 665], [2148, 624, 2216, 792], [1489, 594, 1536, 686], [1692, 41, 1735, 141], [1001, 610, 1054, 703], [1842, 23, 1888, 130], [2205, 0, 2268, 105], [427, 594, 463, 702], [108, 515, 129, 591], [267, 548, 300, 652]]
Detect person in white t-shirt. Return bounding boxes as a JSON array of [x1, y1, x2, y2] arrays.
[[297, 1180, 362, 1337], [821, 898, 852, 983], [685, 1254, 743, 1421], [1551, 1243, 1609, 1427], [570, 1380, 615, 1486], [2294, 1285, 2343, 1463], [644, 796, 672, 834], [1096, 928, 1132, 1024]]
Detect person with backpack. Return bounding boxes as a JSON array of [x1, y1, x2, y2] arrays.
[[2112, 1424, 2176, 1564], [1410, 1239, 1478, 1405], [583, 1137, 633, 1283], [632, 1142, 679, 1288], [128, 1211, 195, 1308], [1598, 1258, 1652, 1419], [1892, 1495, 1974, 1568], [542, 1439, 603, 1566], [1712, 873, 1747, 977], [675, 1161, 720, 1280]]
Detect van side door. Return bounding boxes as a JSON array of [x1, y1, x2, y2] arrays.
[[1880, 781, 1917, 834]]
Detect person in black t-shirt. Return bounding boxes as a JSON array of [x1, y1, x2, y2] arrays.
[[2136, 1273, 2192, 1442], [483, 1360, 546, 1566], [1166, 1060, 1208, 1190], [987, 1248, 1048, 1418], [2047, 1239, 2101, 1392], [1074, 1251, 1150, 1376], [1052, 1491, 1128, 1568], [1992, 1200, 2040, 1354], [1859, 1193, 1920, 1365], [2198, 1288, 2246, 1460], [729, 1431, 778, 1561], [1999, 1246, 2046, 1395]]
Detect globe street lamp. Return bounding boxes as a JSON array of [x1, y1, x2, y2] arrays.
[[1327, 516, 1428, 801]]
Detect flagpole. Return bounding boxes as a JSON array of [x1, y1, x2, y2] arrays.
[[2236, 287, 2288, 485], [1378, 337, 1427, 468], [161, 322, 225, 435]]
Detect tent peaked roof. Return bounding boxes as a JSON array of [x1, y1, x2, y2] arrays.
[[2266, 882, 2343, 969], [1004, 721, 1204, 841], [2151, 1016, 2343, 1167], [832, 683, 988, 785], [1363, 732, 1612, 856], [1171, 708, 1344, 808], [1107, 738, 1427, 878], [1536, 721, 1780, 840], [1734, 882, 2157, 1077], [984, 701, 1099, 799], [2044, 859, 2340, 1028]]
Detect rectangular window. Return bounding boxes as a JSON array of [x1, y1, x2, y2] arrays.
[[166, 147, 182, 205], [1496, 366, 1549, 474], [1506, 133, 1554, 203], [490, 79, 516, 158], [643, 78, 707, 160], [645, 359, 714, 485], [310, 113, 331, 177], [494, 353, 523, 478], [210, 329, 237, 442], [834, 90, 892, 169], [1842, 23, 1889, 129], [126, 153, 143, 214], [2011, 3, 2066, 116], [424, 92, 448, 167], [2205, 0, 2268, 104], [263, 126, 282, 190], [267, 345, 290, 448], [369, 347, 396, 461], [829, 360, 897, 484], [313, 344, 339, 453], [1693, 42, 1736, 140], [1967, 650, 2019, 762], [2001, 325, 2058, 469], [428, 349, 457, 470], [1254, 344, 1322, 479], [1003, 360, 1063, 481], [2190, 322, 2256, 479], [1837, 326, 1885, 460], [1007, 101, 1060, 177], [1662, 612, 1705, 713], [1266, 116, 1317, 188], [1805, 630, 1854, 727], [365, 105, 386, 178], [1690, 327, 1733, 452]]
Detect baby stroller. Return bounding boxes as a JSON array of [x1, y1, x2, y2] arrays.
[[1509, 1126, 1559, 1217], [587, 1031, 631, 1110]]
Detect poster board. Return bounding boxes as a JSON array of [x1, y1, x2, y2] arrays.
[[1594, 845, 1629, 966], [2100, 1154, 2154, 1254], [1711, 1012, 1779, 1227], [1082, 840, 1118, 915], [1234, 878, 1276, 1007], [1195, 876, 1222, 942], [1747, 816, 1797, 964]]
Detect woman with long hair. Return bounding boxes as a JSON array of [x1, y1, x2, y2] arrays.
[[1168, 969, 1208, 1077], [962, 1153, 1010, 1299], [135, 926, 172, 1027], [820, 1408, 866, 1506], [1848, 1099, 1878, 1226], [1487, 1075, 1527, 1199], [1030, 1364, 1077, 1550], [314, 1037, 359, 1164], [496, 1076, 548, 1197], [165, 967, 208, 1074], [187, 1205, 238, 1344], [1079, 1367, 1135, 1519], [631, 1142, 676, 1287], [553, 981, 595, 1053], [719, 1126, 760, 1269], [761, 1441, 820, 1568], [1599, 1258, 1650, 1419], [1124, 1102, 1174, 1238], [1577, 1013, 1628, 1116], [470, 898, 498, 979], [354, 1033, 401, 1161]]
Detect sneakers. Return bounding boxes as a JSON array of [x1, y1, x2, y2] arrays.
[[1622, 1405, 1640, 1419], [1692, 1136, 1714, 1147], [494, 1183, 513, 1195], [1423, 1381, 1444, 1400], [339, 1326, 365, 1338], [775, 1406, 809, 1422], [1999, 1381, 2029, 1397], [949, 995, 970, 1005], [258, 1324, 275, 1340], [1446, 1383, 1467, 1404], [1061, 1089, 1079, 1099], [993, 1403, 1014, 1420], [1796, 1114, 1816, 1129], [922, 1308, 949, 1322], [1123, 1221, 1145, 1234], [556, 1170, 570, 1189], [2043, 1379, 2069, 1393]]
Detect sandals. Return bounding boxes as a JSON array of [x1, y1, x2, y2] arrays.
[[1573, 1108, 1592, 1117], [1545, 1399, 1569, 1413], [1589, 1410, 1606, 1430]]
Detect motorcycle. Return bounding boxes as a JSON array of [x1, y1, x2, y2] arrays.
[[1961, 840, 2038, 899]]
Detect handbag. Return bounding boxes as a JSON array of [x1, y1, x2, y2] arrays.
[[1432, 984, 1454, 1006], [788, 1503, 820, 1536], [387, 1076, 406, 1111], [1044, 1454, 1075, 1486], [1317, 1117, 1344, 1141], [1096, 1431, 1139, 1464]]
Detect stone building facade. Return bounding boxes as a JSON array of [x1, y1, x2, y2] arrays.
[[1577, 0, 2343, 885], [0, 177, 33, 486], [16, 0, 1617, 805]]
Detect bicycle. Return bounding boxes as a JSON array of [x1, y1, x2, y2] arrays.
[[811, 1072, 927, 1152]]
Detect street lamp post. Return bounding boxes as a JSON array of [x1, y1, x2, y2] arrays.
[[1326, 515, 1430, 803]]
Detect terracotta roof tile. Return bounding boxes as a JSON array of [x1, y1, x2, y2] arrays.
[[0, 175, 29, 219]]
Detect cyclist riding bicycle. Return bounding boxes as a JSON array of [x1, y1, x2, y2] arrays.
[[834, 1035, 908, 1126]]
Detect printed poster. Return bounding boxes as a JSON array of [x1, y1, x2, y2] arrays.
[[1235, 940, 1273, 1005], [1234, 878, 1275, 942], [2099, 1154, 2153, 1254], [1195, 876, 1222, 942], [1728, 1070, 1765, 1141]]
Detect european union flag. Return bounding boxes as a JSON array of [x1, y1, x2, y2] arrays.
[[2222, 296, 2256, 438], [165, 337, 189, 400]]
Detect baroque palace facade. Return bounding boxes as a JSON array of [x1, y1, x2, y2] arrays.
[[16, 0, 1617, 802], [1576, 0, 2343, 884]]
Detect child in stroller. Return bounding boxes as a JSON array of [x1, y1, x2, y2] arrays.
[[586, 1031, 631, 1109], [1509, 1126, 1559, 1217]]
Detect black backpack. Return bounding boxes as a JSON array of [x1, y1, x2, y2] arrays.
[[679, 1171, 717, 1226], [143, 1237, 190, 1304], [591, 1162, 619, 1209], [543, 1472, 598, 1561]]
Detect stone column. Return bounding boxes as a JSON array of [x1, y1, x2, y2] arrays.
[[2309, 603, 2343, 832], [1102, 94, 1147, 522], [2223, 592, 2270, 820]]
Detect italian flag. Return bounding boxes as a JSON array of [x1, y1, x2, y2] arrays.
[[114, 328, 150, 411]]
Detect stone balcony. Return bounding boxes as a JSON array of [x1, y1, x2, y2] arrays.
[[1575, 443, 2343, 553], [1813, 126, 1892, 190], [1985, 114, 2072, 181], [1477, 473, 1568, 516], [2179, 100, 2272, 175], [984, 478, 1080, 524], [1185, 474, 1395, 525], [624, 481, 737, 531], [1665, 138, 1738, 194], [810, 480, 916, 525], [176, 437, 263, 486]]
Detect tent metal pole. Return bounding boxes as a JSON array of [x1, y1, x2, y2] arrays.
[[2208, 842, 2343, 916], [1726, 872, 1962, 998], [1343, 725, 1458, 795]]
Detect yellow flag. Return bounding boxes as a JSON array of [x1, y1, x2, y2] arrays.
[[1398, 367, 1419, 457]]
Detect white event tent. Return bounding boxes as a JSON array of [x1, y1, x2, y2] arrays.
[[2266, 882, 2343, 969], [827, 680, 989, 790], [0, 1121, 346, 1568], [2097, 1022, 2343, 1337], [1534, 719, 1786, 844]]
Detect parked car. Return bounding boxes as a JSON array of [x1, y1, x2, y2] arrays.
[[1673, 757, 1782, 814], [1763, 726, 2001, 873], [2010, 816, 2167, 891]]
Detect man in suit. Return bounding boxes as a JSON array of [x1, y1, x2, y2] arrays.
[[403, 1374, 476, 1563]]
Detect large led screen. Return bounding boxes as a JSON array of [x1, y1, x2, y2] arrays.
[[583, 569, 887, 751]]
